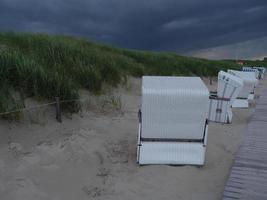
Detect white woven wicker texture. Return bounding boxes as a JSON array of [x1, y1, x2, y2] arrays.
[[254, 67, 266, 75], [208, 71, 243, 123], [242, 67, 260, 79], [232, 99, 249, 108], [138, 142, 206, 165], [208, 99, 230, 123], [217, 71, 243, 105], [141, 76, 209, 140], [227, 70, 258, 99], [256, 67, 265, 79], [256, 67, 266, 79]]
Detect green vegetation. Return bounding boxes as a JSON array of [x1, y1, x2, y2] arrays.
[[0, 32, 245, 115], [226, 59, 267, 67]]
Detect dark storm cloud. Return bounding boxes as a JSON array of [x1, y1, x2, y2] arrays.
[[0, 0, 267, 55]]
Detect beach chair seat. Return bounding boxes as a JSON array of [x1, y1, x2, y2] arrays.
[[208, 71, 243, 123], [137, 76, 209, 165]]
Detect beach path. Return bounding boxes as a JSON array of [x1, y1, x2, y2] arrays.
[[223, 76, 267, 200]]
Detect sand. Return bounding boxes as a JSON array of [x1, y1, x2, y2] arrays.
[[0, 77, 260, 200]]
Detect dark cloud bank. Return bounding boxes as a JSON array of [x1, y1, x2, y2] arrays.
[[0, 0, 267, 59]]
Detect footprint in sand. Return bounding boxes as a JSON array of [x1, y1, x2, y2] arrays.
[[9, 142, 23, 157], [105, 140, 130, 164], [82, 186, 104, 198], [94, 151, 104, 165], [41, 164, 60, 171]]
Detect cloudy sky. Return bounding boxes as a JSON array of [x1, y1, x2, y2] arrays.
[[0, 0, 267, 59]]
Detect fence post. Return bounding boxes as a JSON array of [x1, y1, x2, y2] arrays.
[[55, 97, 62, 123]]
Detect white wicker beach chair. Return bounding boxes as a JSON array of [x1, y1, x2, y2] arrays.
[[228, 70, 258, 107], [250, 67, 266, 79], [208, 71, 243, 123], [242, 67, 260, 80], [137, 76, 209, 165]]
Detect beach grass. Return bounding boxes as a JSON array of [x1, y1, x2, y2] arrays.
[[0, 32, 263, 114]]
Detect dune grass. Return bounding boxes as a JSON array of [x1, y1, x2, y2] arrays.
[[0, 32, 246, 115]]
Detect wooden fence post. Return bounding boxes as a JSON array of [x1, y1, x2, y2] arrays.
[[55, 97, 62, 123]]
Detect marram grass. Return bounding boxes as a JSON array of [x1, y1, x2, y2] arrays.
[[0, 32, 261, 115]]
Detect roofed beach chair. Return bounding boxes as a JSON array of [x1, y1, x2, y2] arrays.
[[249, 67, 266, 79], [137, 76, 209, 165], [242, 66, 260, 80], [208, 71, 243, 123], [228, 70, 258, 107]]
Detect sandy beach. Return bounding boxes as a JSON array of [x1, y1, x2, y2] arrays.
[[0, 77, 260, 200]]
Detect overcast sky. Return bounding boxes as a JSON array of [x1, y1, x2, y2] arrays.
[[0, 0, 267, 59]]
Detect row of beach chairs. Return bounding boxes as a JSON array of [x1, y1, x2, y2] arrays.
[[137, 66, 266, 165]]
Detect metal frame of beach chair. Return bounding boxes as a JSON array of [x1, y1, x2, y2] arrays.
[[137, 76, 209, 165], [208, 71, 243, 123]]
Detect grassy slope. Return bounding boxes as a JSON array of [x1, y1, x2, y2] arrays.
[[0, 32, 252, 114]]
